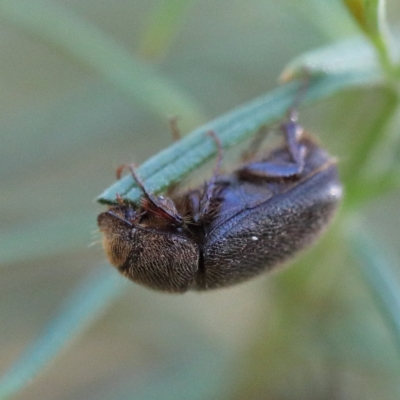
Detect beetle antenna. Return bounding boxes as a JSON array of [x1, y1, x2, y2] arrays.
[[126, 165, 153, 199]]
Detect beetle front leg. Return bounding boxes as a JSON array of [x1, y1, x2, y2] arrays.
[[116, 163, 185, 226]]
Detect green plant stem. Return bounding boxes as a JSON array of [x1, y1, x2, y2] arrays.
[[358, 89, 398, 171], [344, 89, 399, 209]]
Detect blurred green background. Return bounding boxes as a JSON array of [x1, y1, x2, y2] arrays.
[[1, 0, 400, 399]]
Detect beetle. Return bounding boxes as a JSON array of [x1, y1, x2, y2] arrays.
[[97, 108, 342, 292]]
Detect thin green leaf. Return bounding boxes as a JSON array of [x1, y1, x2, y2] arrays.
[[343, 87, 399, 204], [280, 35, 380, 81], [346, 88, 398, 175], [0, 0, 206, 129], [0, 265, 126, 400], [345, 169, 400, 209], [0, 83, 139, 178], [348, 227, 400, 356], [342, 0, 394, 73], [343, 0, 381, 36], [138, 0, 194, 61], [291, 0, 356, 41], [98, 69, 383, 204]]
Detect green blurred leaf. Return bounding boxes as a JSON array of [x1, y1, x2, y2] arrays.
[[348, 226, 400, 356], [280, 36, 381, 81], [345, 169, 400, 209], [98, 69, 383, 204], [343, 0, 382, 36], [0, 265, 126, 400], [111, 343, 231, 400], [0, 83, 138, 178], [0, 0, 206, 130], [342, 87, 399, 207], [342, 0, 394, 73], [138, 0, 194, 61], [291, 0, 356, 41]]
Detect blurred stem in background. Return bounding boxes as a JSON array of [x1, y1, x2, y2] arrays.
[[138, 0, 194, 61]]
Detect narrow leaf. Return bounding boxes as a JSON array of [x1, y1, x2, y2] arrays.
[[0, 266, 126, 399], [342, 0, 394, 72], [98, 69, 383, 204], [280, 35, 380, 81], [113, 345, 231, 400], [348, 228, 400, 356], [343, 0, 381, 37]]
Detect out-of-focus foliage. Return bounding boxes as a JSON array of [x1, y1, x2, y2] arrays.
[[0, 1, 400, 399]]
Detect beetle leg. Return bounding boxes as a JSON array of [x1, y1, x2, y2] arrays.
[[194, 131, 223, 222], [117, 163, 184, 226], [128, 164, 185, 225], [241, 125, 269, 162], [116, 163, 154, 200], [115, 193, 125, 205], [239, 70, 311, 179], [282, 109, 305, 166], [168, 116, 181, 141], [238, 110, 306, 179]]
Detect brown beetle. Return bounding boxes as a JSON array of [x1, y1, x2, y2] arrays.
[[98, 110, 342, 292]]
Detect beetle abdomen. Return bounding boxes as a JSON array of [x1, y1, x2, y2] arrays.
[[197, 163, 342, 289]]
